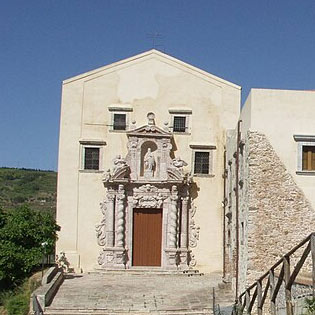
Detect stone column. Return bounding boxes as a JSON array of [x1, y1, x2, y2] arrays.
[[180, 197, 189, 249], [167, 186, 178, 248], [106, 192, 115, 248], [115, 185, 125, 248]]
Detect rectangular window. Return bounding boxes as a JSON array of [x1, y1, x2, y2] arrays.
[[173, 116, 186, 132], [294, 135, 315, 174], [113, 114, 126, 131], [194, 152, 210, 174], [84, 148, 100, 170], [302, 146, 315, 171]]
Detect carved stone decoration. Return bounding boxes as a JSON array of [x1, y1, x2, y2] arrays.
[[111, 155, 130, 180], [95, 201, 107, 246], [144, 148, 155, 178], [97, 251, 106, 265], [102, 169, 112, 183], [113, 155, 127, 173], [97, 114, 196, 270], [115, 185, 126, 248], [97, 249, 114, 266], [171, 157, 188, 171], [180, 197, 189, 248], [167, 158, 188, 181], [106, 193, 115, 248], [188, 251, 197, 267], [189, 203, 200, 248], [168, 185, 178, 248], [133, 184, 168, 208], [147, 112, 155, 125], [167, 168, 184, 181]]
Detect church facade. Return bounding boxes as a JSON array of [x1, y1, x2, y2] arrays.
[[56, 50, 241, 273]]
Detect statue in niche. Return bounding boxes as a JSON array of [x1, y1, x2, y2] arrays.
[[144, 148, 155, 178]]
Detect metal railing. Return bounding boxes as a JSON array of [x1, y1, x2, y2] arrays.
[[233, 233, 315, 314]]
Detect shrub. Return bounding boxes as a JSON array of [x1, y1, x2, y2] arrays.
[[304, 297, 315, 314], [5, 292, 29, 315], [0, 205, 60, 289], [11, 195, 27, 204]]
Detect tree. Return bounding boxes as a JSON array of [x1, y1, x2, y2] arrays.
[[0, 205, 60, 289]]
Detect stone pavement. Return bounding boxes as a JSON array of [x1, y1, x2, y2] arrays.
[[45, 271, 231, 314]]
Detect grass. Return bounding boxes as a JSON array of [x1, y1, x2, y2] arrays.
[[0, 272, 42, 315], [0, 167, 57, 214]]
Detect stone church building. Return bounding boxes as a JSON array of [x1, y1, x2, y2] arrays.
[[56, 50, 315, 295], [56, 49, 241, 274]]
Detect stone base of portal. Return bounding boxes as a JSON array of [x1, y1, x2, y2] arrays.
[[164, 248, 189, 270], [97, 247, 127, 269]]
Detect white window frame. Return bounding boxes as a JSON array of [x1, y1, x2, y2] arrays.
[[168, 108, 192, 134], [294, 135, 315, 175], [79, 140, 106, 172], [190, 144, 216, 177], [108, 105, 133, 132]]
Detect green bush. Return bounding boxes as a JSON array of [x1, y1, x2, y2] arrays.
[[304, 297, 315, 314], [11, 195, 27, 204], [0, 205, 60, 289], [5, 292, 29, 315]]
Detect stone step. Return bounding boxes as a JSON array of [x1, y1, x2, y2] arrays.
[[44, 309, 213, 314], [212, 281, 235, 313], [44, 272, 224, 314], [90, 267, 185, 275]]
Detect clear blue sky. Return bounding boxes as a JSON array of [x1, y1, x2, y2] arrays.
[[1, 0, 315, 170]]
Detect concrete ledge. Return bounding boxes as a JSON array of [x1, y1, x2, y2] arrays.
[[42, 266, 58, 285], [31, 267, 64, 312]]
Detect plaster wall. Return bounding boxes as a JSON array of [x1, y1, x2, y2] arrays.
[[56, 51, 241, 273], [240, 89, 315, 208]]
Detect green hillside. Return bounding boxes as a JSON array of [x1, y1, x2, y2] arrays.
[[0, 167, 57, 214]]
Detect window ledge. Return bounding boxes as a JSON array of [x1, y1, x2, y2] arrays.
[[172, 132, 191, 135], [193, 174, 215, 178], [109, 130, 127, 133], [296, 171, 315, 176], [79, 170, 103, 174], [79, 139, 106, 145]]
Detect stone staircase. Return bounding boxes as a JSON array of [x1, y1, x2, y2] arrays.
[[38, 271, 235, 315], [212, 282, 235, 315]]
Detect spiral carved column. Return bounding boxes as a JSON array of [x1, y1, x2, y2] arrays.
[[115, 185, 125, 248], [180, 197, 189, 249], [106, 193, 115, 248], [167, 185, 178, 248]]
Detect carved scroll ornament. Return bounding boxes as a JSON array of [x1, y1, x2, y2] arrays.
[[95, 201, 107, 246], [189, 203, 200, 248]]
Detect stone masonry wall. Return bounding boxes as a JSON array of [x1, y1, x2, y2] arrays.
[[244, 131, 315, 287]]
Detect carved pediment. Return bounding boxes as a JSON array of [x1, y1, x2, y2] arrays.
[[127, 124, 172, 138]]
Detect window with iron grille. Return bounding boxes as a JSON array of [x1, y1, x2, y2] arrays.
[[173, 116, 186, 132], [84, 148, 100, 170], [113, 114, 126, 131], [194, 151, 210, 174]]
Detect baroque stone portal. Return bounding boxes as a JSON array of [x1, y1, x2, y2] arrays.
[[96, 113, 198, 269]]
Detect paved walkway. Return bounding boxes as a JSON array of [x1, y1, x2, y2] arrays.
[[46, 272, 224, 314]]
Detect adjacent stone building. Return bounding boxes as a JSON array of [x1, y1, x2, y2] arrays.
[[56, 50, 241, 273], [225, 89, 315, 294]]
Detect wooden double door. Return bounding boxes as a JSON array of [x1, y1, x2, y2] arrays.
[[132, 208, 162, 266]]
